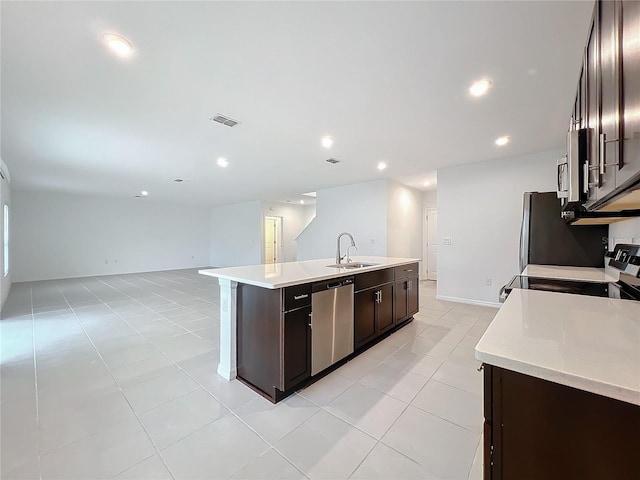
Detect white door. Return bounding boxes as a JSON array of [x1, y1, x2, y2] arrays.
[[264, 216, 281, 264], [426, 210, 438, 281]]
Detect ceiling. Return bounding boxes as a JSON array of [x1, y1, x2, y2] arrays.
[[0, 1, 594, 206]]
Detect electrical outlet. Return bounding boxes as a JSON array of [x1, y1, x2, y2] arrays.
[[485, 278, 492, 286], [443, 237, 452, 246]]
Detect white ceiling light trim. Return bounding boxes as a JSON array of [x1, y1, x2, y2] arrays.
[[140, 190, 149, 196], [469, 78, 492, 97], [377, 162, 387, 171], [321, 136, 334, 148], [103, 33, 133, 58], [495, 135, 511, 146], [217, 157, 229, 167]]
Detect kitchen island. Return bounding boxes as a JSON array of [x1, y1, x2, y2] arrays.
[[200, 256, 420, 402], [476, 267, 640, 479]]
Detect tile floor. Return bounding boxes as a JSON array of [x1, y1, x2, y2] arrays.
[[0, 269, 498, 480]]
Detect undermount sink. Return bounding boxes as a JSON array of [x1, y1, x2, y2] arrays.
[[327, 262, 379, 269]]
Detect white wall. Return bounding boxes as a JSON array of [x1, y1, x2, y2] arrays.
[[387, 180, 423, 259], [608, 218, 640, 249], [1, 160, 12, 309], [260, 202, 309, 263], [210, 200, 262, 267], [297, 180, 388, 261], [437, 149, 559, 306], [12, 191, 211, 282], [423, 189, 437, 209]]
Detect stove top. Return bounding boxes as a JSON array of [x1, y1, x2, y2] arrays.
[[500, 243, 640, 302], [504, 275, 640, 301]]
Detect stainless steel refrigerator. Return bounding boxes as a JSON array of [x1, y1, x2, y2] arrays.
[[519, 192, 608, 272]]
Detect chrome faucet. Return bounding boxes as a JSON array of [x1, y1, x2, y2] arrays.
[[336, 232, 356, 265]]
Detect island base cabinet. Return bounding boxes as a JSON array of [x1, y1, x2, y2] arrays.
[[483, 365, 640, 480], [282, 306, 311, 391], [237, 284, 312, 402], [354, 283, 394, 350], [395, 276, 419, 323]]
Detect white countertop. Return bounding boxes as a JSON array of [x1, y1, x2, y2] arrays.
[[522, 264, 618, 283], [199, 256, 419, 289], [476, 288, 640, 406]]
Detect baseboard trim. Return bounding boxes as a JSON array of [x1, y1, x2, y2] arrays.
[[436, 295, 502, 309]]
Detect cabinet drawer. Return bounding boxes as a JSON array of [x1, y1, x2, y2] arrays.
[[394, 263, 419, 280], [283, 284, 311, 311], [355, 268, 394, 292]]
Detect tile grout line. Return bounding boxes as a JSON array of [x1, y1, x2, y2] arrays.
[[30, 282, 44, 480], [54, 281, 177, 480]]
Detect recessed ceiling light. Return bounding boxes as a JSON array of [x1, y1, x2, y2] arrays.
[[300, 200, 304, 204], [377, 162, 387, 171], [103, 33, 133, 58], [469, 78, 492, 97], [321, 136, 334, 148], [424, 181, 430, 186], [141, 190, 149, 196], [217, 157, 229, 168], [495, 135, 510, 146]]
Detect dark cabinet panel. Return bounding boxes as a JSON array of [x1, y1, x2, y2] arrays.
[[354, 289, 377, 349], [395, 280, 408, 322], [355, 280, 397, 349], [354, 268, 394, 292], [376, 283, 395, 335], [619, 0, 640, 187], [394, 263, 419, 280], [407, 278, 419, 317], [586, 16, 600, 207], [237, 284, 282, 398], [598, 0, 621, 198], [283, 284, 311, 311], [484, 364, 640, 480], [282, 306, 311, 390], [395, 276, 419, 323]]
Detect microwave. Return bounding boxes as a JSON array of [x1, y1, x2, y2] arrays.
[[557, 128, 591, 209]]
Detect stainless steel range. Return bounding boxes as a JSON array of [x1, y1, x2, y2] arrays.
[[500, 243, 640, 302]]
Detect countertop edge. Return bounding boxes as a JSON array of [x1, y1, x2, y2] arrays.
[[475, 347, 640, 406], [199, 257, 420, 289]]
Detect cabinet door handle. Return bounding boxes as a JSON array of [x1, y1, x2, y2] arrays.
[[407, 280, 412, 291], [375, 290, 381, 304], [294, 294, 309, 300], [599, 133, 620, 174]]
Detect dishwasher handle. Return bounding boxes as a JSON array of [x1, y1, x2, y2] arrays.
[[326, 281, 343, 289]]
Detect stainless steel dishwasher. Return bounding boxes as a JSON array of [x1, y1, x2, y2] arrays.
[[310, 276, 354, 376]]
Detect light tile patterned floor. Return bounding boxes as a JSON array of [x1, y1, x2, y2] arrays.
[[0, 269, 498, 479]]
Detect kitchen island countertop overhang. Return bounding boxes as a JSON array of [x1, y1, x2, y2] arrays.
[[198, 256, 421, 289], [199, 256, 421, 386]]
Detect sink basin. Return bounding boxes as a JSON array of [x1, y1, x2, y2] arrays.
[[327, 262, 379, 269]]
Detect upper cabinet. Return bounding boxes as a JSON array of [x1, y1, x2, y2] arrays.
[[619, 0, 640, 188], [575, 0, 640, 213]]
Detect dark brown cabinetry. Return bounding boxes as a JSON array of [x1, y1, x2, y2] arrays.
[[619, 0, 640, 187], [237, 264, 419, 402], [354, 283, 394, 349], [394, 263, 419, 323], [576, 0, 640, 211], [354, 268, 395, 350], [237, 283, 311, 401], [282, 305, 311, 390], [483, 364, 640, 480]]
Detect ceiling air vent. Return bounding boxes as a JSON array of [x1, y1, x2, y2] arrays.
[[326, 158, 340, 164], [210, 114, 241, 128]]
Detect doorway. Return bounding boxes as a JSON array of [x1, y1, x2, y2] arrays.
[[264, 216, 282, 264], [423, 209, 438, 281]]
